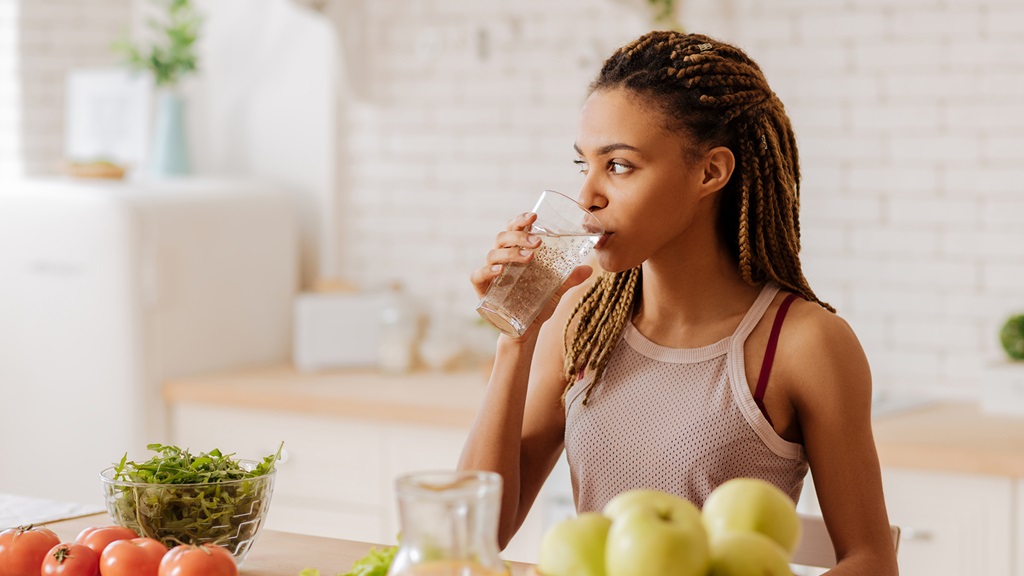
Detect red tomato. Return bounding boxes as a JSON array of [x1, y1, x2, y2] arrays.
[[0, 524, 61, 576], [74, 526, 139, 556], [40, 543, 100, 576], [157, 544, 237, 576], [99, 538, 168, 576]]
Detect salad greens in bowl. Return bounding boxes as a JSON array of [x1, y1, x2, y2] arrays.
[[100, 443, 281, 564]]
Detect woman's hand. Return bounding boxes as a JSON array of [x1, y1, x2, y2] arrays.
[[470, 212, 593, 338], [470, 212, 542, 299]]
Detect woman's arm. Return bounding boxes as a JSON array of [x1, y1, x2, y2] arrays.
[[784, 309, 899, 576], [459, 211, 594, 547], [457, 299, 576, 547]]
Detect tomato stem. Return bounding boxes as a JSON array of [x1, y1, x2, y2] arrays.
[[53, 545, 71, 563]]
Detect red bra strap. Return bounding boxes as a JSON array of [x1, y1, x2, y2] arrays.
[[754, 292, 801, 426]]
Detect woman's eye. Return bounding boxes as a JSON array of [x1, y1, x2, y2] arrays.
[[609, 161, 632, 175], [573, 159, 589, 174]]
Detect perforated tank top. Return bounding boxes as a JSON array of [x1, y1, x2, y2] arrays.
[[563, 282, 808, 513]]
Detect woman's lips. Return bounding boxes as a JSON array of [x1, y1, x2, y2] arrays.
[[595, 233, 611, 249]]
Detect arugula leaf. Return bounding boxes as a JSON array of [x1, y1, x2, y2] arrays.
[[300, 545, 397, 576], [342, 546, 397, 576]]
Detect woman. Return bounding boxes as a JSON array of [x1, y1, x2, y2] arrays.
[[461, 30, 898, 575]]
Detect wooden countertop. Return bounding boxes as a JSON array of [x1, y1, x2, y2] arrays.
[[163, 365, 487, 428], [45, 513, 531, 576], [164, 365, 1024, 478], [872, 401, 1024, 477]]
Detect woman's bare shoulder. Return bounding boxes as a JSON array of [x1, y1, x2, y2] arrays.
[[778, 297, 872, 410], [786, 297, 861, 348]]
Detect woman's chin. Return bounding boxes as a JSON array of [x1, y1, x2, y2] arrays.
[[593, 251, 637, 275]]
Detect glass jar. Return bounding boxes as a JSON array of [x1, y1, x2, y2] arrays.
[[387, 470, 509, 576]]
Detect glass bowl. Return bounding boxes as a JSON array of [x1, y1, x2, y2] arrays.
[[99, 460, 275, 564]]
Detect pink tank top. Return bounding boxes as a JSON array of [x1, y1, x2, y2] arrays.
[[563, 282, 808, 512]]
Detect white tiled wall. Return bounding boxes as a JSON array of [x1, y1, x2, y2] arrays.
[[7, 0, 1024, 399]]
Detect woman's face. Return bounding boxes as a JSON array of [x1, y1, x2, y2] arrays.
[[574, 88, 710, 273]]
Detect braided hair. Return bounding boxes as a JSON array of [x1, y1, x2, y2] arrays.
[[563, 31, 831, 404]]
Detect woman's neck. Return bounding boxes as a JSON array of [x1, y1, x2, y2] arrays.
[[633, 228, 762, 348]]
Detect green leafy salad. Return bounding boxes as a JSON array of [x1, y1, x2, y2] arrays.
[[103, 443, 282, 553]]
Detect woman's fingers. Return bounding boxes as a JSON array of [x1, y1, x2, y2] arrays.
[[494, 229, 541, 252], [470, 263, 505, 298], [486, 245, 535, 266], [471, 246, 535, 298], [470, 215, 543, 298], [507, 211, 537, 230]]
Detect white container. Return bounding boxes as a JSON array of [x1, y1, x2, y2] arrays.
[[292, 291, 392, 371]]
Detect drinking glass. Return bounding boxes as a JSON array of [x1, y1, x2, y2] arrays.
[[476, 190, 603, 337]]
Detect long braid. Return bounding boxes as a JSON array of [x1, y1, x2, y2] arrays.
[[562, 267, 641, 404], [562, 31, 833, 401]]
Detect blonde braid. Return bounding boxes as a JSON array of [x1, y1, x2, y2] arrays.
[[562, 268, 641, 404]]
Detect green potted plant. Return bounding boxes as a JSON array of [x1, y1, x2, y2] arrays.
[[113, 0, 201, 176]]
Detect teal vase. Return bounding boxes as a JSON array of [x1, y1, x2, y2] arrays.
[[150, 89, 189, 176]]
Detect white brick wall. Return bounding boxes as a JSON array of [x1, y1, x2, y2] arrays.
[[6, 0, 1022, 399]]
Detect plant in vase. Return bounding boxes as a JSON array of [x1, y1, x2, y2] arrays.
[[113, 0, 202, 176]]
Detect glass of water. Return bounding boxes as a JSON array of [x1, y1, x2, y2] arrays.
[[476, 190, 603, 337]]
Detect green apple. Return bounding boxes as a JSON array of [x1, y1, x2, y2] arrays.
[[603, 489, 702, 527], [702, 478, 801, 553], [537, 512, 612, 576], [707, 531, 793, 576], [602, 490, 709, 576]]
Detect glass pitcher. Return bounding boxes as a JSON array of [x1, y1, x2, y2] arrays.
[[387, 470, 510, 576]]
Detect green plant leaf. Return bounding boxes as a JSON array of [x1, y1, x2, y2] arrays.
[[111, 0, 202, 87]]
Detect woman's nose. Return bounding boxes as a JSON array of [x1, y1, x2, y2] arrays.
[[576, 178, 607, 213]]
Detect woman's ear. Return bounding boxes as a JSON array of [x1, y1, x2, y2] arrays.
[[699, 146, 735, 197]]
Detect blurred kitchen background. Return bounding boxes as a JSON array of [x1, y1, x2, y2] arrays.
[[1, 0, 1023, 573]]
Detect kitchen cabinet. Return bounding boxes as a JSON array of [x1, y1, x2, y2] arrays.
[[799, 465, 1015, 576], [882, 468, 1013, 575], [164, 366, 564, 564]]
